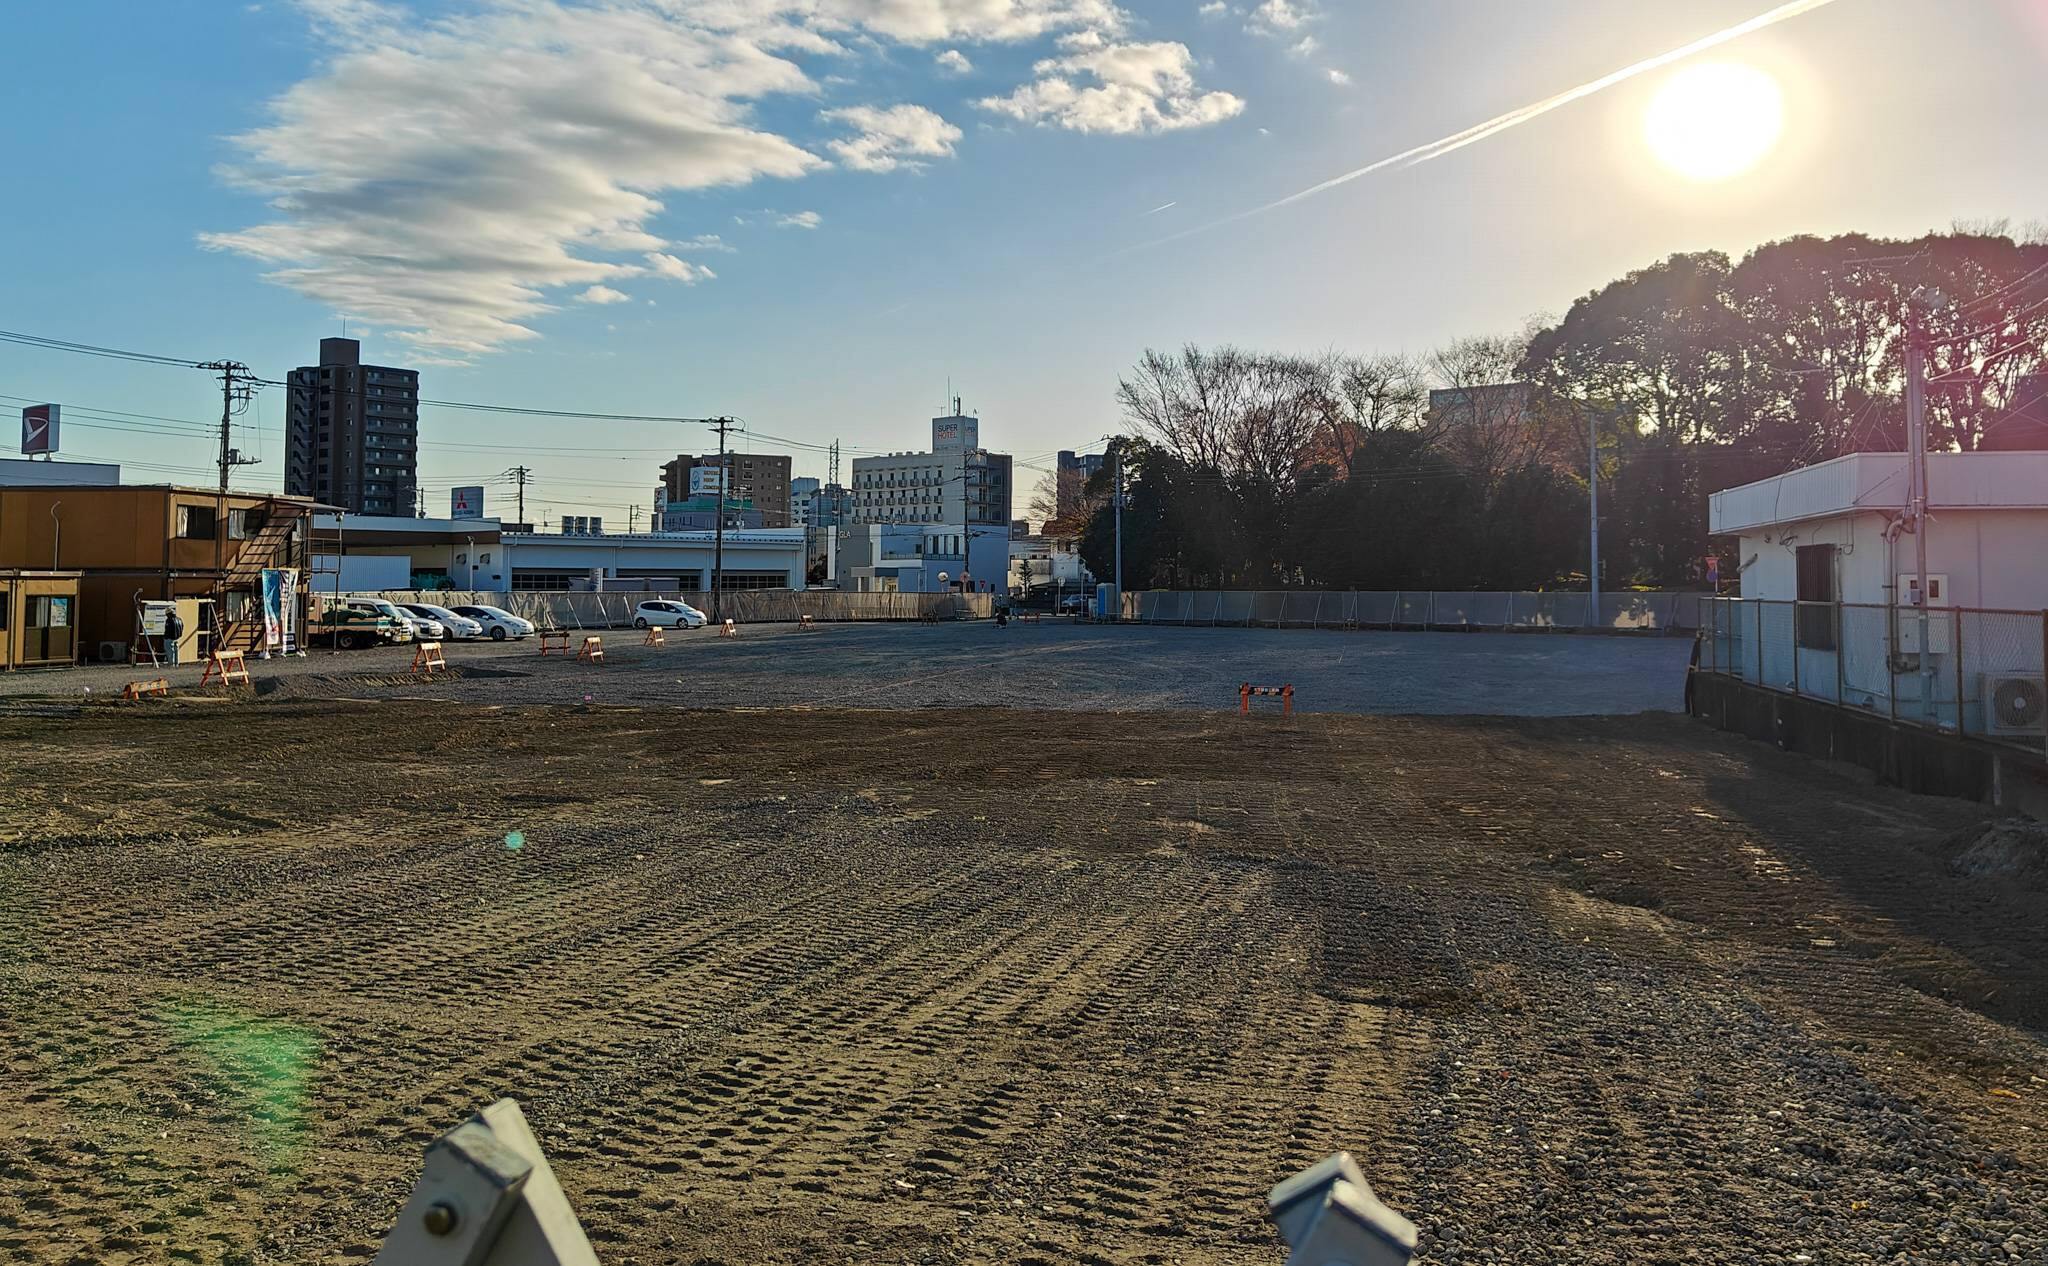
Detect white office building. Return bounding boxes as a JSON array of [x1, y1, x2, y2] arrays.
[[850, 412, 1011, 530]]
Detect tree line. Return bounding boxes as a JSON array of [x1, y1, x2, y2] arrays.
[[1051, 226, 2048, 592]]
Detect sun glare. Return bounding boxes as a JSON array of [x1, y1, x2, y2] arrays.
[[1642, 61, 1783, 182]]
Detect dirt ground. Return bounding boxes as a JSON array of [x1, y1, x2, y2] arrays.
[[2, 699, 2045, 1265]]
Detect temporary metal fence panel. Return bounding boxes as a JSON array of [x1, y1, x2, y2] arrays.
[[1601, 592, 1677, 631], [1524, 592, 1590, 629], [342, 588, 989, 627]]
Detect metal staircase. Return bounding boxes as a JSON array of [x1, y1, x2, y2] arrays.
[[210, 510, 305, 654]]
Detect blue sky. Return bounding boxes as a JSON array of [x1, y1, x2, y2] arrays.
[[5, 0, 2047, 526]]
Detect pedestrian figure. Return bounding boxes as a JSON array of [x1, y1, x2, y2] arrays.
[[163, 606, 184, 666]]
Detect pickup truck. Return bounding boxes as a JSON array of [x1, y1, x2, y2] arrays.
[[310, 601, 413, 650]]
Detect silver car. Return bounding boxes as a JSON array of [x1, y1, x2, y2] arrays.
[[402, 602, 484, 640]]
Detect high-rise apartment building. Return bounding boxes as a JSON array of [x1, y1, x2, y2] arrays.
[[659, 452, 794, 526], [284, 337, 419, 515]]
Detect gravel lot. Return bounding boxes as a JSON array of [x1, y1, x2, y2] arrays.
[[0, 621, 1693, 715], [2, 698, 2043, 1265]]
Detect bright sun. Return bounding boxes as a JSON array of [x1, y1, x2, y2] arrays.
[[1643, 61, 1783, 182]]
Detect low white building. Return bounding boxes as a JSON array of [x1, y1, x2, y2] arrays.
[[312, 513, 806, 593], [1707, 450, 2048, 731], [1008, 536, 1093, 593], [494, 529, 807, 593], [834, 523, 1009, 593]]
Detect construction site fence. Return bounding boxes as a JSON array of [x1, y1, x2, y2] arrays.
[[328, 589, 992, 628], [1117, 589, 1706, 632], [1698, 597, 2048, 751]]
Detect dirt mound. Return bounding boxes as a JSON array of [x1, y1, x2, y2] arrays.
[[1942, 816, 2048, 889], [253, 664, 531, 697]]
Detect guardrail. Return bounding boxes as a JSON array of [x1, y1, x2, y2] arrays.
[[334, 589, 991, 629], [1698, 597, 2048, 750], [1118, 590, 1704, 632]]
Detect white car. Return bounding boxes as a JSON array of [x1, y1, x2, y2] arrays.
[[387, 606, 445, 640], [451, 604, 536, 641], [401, 602, 484, 640], [633, 599, 708, 630]]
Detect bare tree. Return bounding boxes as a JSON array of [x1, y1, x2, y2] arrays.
[[1428, 331, 1571, 490], [1029, 466, 1100, 541], [1116, 344, 1328, 494], [1310, 351, 1428, 474]]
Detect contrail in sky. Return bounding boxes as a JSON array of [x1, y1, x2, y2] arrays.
[[1132, 0, 1844, 253], [1141, 201, 1179, 216]]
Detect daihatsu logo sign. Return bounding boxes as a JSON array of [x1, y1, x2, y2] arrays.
[[20, 403, 58, 455]]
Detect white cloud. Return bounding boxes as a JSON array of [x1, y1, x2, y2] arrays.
[[1247, 0, 1315, 35], [644, 252, 716, 283], [822, 103, 963, 171], [577, 285, 631, 304], [1198, 2, 1227, 15], [1288, 35, 1318, 58], [778, 209, 824, 229], [672, 233, 736, 253], [1326, 67, 1351, 86], [207, 0, 1242, 353], [978, 39, 1244, 134]]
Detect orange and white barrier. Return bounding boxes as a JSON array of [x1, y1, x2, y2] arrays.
[[643, 626, 667, 647], [720, 619, 738, 638], [411, 641, 448, 675], [1240, 682, 1294, 717], [122, 678, 170, 700], [799, 615, 818, 632], [577, 635, 606, 663], [201, 649, 252, 690]]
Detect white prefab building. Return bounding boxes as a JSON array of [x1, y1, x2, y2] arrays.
[[494, 529, 807, 593], [1707, 451, 2048, 732], [1712, 451, 2048, 609]]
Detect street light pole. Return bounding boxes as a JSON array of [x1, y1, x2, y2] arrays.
[[1112, 445, 1123, 620], [1587, 408, 1600, 628]]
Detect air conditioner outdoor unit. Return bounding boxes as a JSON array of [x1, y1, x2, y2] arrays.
[[1982, 673, 2047, 736], [98, 641, 130, 664]]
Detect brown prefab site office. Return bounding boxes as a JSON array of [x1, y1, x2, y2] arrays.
[[0, 571, 84, 669], [0, 485, 318, 665]]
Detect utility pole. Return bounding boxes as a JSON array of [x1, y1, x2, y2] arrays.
[[627, 504, 640, 535], [199, 360, 259, 584], [1587, 409, 1600, 628], [1905, 287, 1944, 722], [511, 465, 531, 526], [710, 416, 735, 621]]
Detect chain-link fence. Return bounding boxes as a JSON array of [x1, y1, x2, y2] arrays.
[[1699, 598, 2048, 750], [325, 589, 990, 629], [1116, 590, 1703, 632]]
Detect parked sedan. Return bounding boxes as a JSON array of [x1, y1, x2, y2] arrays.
[[633, 599, 708, 630], [401, 602, 484, 640], [451, 604, 536, 641], [390, 608, 446, 640]]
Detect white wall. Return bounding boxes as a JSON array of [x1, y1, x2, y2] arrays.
[[312, 553, 413, 592], [1740, 508, 2048, 609]]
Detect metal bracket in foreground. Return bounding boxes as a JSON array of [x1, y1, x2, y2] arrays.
[[1267, 1152, 1418, 1266], [375, 1098, 597, 1266]]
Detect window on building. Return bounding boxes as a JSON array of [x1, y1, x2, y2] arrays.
[[176, 504, 218, 540], [228, 507, 267, 540], [1795, 543, 1837, 650]]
